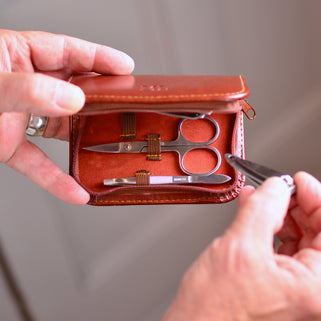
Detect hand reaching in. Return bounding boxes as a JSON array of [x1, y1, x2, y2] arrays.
[[162, 172, 321, 321], [0, 29, 134, 204]]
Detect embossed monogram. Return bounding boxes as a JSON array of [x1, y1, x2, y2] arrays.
[[139, 84, 168, 92]]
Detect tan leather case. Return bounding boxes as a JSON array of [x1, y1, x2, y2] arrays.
[[70, 75, 254, 206]]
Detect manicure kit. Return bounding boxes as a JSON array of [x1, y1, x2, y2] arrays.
[[69, 75, 256, 205]]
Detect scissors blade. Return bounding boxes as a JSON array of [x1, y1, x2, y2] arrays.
[[225, 153, 296, 194], [84, 143, 122, 153], [83, 141, 147, 153]]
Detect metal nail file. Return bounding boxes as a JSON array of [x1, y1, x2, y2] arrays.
[[104, 174, 231, 186]]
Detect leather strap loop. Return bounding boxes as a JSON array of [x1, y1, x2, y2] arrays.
[[146, 134, 161, 161], [121, 112, 136, 139], [135, 170, 151, 185]]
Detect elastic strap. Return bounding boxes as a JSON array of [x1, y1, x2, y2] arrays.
[[146, 134, 161, 161], [135, 170, 151, 185], [121, 113, 136, 139]]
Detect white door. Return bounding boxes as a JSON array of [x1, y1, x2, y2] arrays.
[[1, 1, 321, 321]]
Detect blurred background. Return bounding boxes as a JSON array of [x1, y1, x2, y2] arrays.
[[0, 1, 321, 320]]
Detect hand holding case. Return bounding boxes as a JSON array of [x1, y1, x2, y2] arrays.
[[69, 75, 254, 206]]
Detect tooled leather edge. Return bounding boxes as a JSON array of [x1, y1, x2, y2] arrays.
[[87, 111, 245, 206], [214, 109, 246, 203], [69, 115, 80, 185], [69, 116, 76, 177], [220, 110, 246, 202], [69, 115, 92, 195]]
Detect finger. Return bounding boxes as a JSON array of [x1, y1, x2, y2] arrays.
[[21, 31, 135, 75], [228, 177, 291, 252], [298, 231, 318, 250], [6, 139, 89, 205], [43, 117, 70, 141], [238, 185, 256, 207], [0, 112, 26, 163], [290, 172, 321, 234], [290, 208, 321, 252], [294, 248, 321, 277], [277, 211, 304, 243], [0, 72, 85, 116], [294, 172, 321, 216], [311, 232, 321, 251], [290, 206, 311, 232]]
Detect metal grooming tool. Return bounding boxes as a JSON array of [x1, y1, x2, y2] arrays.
[[157, 112, 209, 119], [84, 116, 222, 176], [225, 153, 296, 195], [104, 174, 231, 186]]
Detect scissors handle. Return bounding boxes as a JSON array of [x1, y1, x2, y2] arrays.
[[180, 146, 222, 176], [161, 116, 221, 176], [178, 116, 220, 145], [84, 116, 222, 176]]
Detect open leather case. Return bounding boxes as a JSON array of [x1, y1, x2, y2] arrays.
[[69, 75, 255, 206]]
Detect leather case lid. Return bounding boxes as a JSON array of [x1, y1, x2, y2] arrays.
[[71, 75, 250, 115]]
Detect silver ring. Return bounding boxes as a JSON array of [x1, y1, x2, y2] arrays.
[[26, 115, 48, 136]]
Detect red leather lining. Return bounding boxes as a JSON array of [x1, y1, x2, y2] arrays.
[[70, 112, 244, 205]]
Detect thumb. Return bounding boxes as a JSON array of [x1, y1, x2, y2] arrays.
[[228, 177, 291, 252], [0, 72, 85, 116]]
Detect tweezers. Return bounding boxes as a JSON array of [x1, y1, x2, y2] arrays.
[[225, 153, 296, 195]]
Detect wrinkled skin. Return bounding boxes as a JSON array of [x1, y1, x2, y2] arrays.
[[162, 173, 321, 321], [0, 29, 134, 204]]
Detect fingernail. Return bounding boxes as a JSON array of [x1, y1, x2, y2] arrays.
[[125, 55, 135, 74], [55, 82, 85, 111], [113, 50, 135, 75]]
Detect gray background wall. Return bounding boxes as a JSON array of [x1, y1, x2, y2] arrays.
[[1, 1, 321, 321]]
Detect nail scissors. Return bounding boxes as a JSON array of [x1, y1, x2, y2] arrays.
[[84, 116, 222, 176], [225, 153, 296, 195]]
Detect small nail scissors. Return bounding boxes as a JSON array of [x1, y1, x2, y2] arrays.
[[225, 153, 296, 195], [84, 116, 221, 176]]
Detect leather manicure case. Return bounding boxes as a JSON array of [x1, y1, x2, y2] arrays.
[[69, 75, 255, 206]]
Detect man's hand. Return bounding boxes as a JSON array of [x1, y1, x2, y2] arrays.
[[0, 29, 134, 204], [162, 172, 321, 321]]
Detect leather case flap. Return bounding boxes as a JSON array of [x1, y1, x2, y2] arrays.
[[71, 75, 250, 115]]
